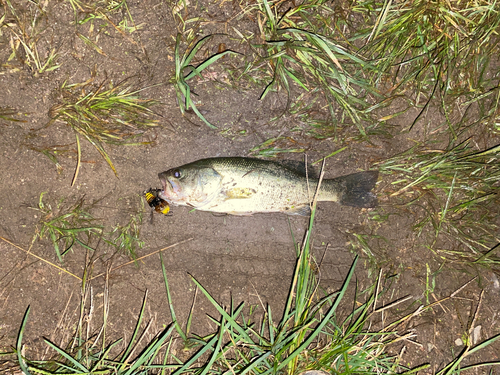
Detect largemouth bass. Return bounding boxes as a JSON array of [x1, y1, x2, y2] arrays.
[[158, 157, 378, 216]]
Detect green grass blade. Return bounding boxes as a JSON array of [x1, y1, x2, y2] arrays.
[[16, 306, 32, 375], [172, 332, 220, 375], [190, 276, 253, 343], [183, 35, 213, 67], [89, 339, 123, 372], [199, 316, 226, 375], [273, 256, 359, 374], [160, 253, 187, 342], [119, 290, 148, 365], [184, 50, 238, 81], [80, 133, 118, 177], [466, 332, 500, 356], [42, 338, 89, 372], [189, 101, 217, 129], [123, 324, 175, 375]]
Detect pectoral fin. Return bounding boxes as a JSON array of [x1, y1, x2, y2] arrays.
[[224, 187, 256, 199]]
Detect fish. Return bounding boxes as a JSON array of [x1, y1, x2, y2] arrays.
[[158, 157, 378, 216]]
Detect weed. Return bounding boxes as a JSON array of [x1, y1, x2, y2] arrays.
[[30, 192, 148, 263], [72, 0, 145, 55], [31, 192, 103, 262], [6, 205, 500, 374], [379, 139, 500, 263], [47, 78, 159, 178], [3, 0, 60, 75], [76, 0, 143, 32], [0, 106, 25, 124], [12, 290, 174, 374], [24, 142, 71, 174], [157, 202, 402, 374], [241, 0, 379, 137], [424, 262, 445, 305], [354, 0, 500, 135], [172, 33, 237, 128], [350, 232, 378, 264], [105, 199, 145, 261], [349, 231, 390, 271]]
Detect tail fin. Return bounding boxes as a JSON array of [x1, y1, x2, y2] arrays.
[[335, 170, 379, 208]]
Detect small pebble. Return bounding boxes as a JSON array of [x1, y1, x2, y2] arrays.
[[472, 325, 481, 345]]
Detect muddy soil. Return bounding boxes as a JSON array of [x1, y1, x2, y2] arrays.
[[0, 0, 499, 373]]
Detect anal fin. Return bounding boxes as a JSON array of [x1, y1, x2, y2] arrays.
[[285, 205, 311, 216]]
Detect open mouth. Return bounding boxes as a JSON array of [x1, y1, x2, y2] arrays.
[[158, 184, 169, 201], [158, 173, 183, 202], [158, 172, 172, 200]]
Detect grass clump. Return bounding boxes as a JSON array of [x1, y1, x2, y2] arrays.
[[6, 204, 500, 374], [31, 192, 103, 262], [379, 139, 500, 264], [353, 0, 500, 135], [31, 192, 146, 262], [8, 206, 402, 374], [172, 33, 237, 129], [172, 259, 401, 374], [74, 0, 143, 32], [2, 0, 60, 75], [159, 201, 402, 374], [104, 199, 145, 261], [245, 0, 379, 137], [67, 0, 145, 56], [48, 78, 159, 178]]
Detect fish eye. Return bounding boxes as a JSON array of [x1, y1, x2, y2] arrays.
[[173, 169, 181, 178]]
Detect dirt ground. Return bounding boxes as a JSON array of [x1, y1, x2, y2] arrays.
[[1, 0, 499, 373]]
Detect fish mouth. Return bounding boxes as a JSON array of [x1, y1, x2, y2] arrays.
[[158, 172, 183, 202]]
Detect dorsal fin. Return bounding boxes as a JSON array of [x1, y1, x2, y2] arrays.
[[277, 160, 319, 178]]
